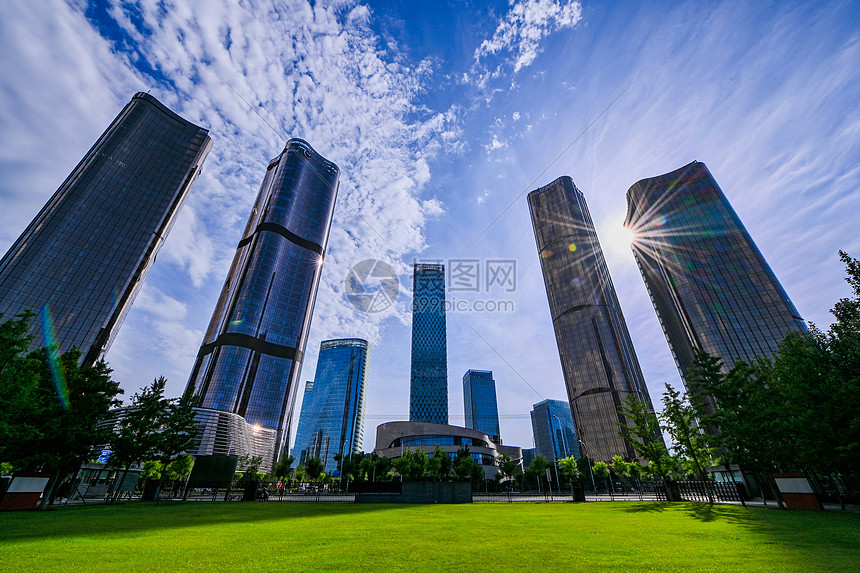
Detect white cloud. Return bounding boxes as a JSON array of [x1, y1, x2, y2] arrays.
[[472, 0, 583, 86], [485, 134, 506, 152], [0, 0, 470, 398]]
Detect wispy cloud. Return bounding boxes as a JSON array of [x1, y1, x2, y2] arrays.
[[471, 0, 583, 86]]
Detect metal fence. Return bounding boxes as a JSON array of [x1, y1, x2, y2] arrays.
[[100, 478, 748, 505]]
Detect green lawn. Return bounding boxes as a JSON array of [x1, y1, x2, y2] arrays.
[[1, 501, 857, 572]]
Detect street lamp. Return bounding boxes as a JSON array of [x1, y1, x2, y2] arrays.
[[579, 438, 596, 495]]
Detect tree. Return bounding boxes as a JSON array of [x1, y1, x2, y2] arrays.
[[274, 455, 295, 479], [1, 312, 124, 508], [592, 461, 610, 492], [425, 446, 451, 482], [557, 455, 581, 492], [107, 377, 169, 502], [367, 454, 391, 482], [617, 394, 672, 479], [496, 453, 521, 488], [469, 457, 486, 491], [305, 457, 324, 482], [452, 447, 473, 481], [525, 455, 551, 491], [660, 383, 715, 482], [150, 383, 199, 498], [610, 455, 630, 486], [167, 454, 194, 480]]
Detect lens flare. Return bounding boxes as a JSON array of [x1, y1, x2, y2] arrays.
[[40, 305, 69, 410], [568, 244, 577, 252], [652, 215, 668, 226]]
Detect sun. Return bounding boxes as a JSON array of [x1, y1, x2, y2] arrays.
[[603, 223, 636, 257]]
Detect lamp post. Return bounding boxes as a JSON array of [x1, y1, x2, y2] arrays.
[[579, 438, 596, 496]]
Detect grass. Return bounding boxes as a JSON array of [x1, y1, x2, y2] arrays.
[[1, 501, 858, 572]]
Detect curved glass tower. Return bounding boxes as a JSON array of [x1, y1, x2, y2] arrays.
[[410, 263, 448, 425], [291, 338, 369, 475], [530, 399, 579, 462], [0, 92, 211, 366], [528, 176, 657, 462], [624, 161, 806, 411], [186, 138, 339, 461]]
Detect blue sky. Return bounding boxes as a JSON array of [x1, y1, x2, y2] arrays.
[[1, 0, 858, 450]]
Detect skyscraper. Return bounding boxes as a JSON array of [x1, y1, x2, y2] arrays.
[[528, 176, 657, 462], [410, 263, 448, 424], [530, 399, 579, 462], [186, 138, 339, 463], [624, 161, 807, 409], [0, 92, 211, 366], [292, 338, 369, 475], [463, 369, 501, 444]]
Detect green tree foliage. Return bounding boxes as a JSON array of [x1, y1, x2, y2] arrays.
[[611, 456, 630, 480], [496, 453, 522, 485], [557, 455, 581, 490], [274, 455, 295, 479], [660, 383, 715, 481], [143, 460, 163, 479], [392, 448, 429, 481], [592, 461, 610, 491], [370, 455, 391, 482], [109, 378, 169, 473], [617, 394, 672, 478], [107, 376, 199, 500], [524, 455, 551, 490], [451, 446, 485, 488], [424, 446, 452, 481], [0, 312, 123, 508], [167, 454, 194, 480], [304, 457, 324, 481], [689, 251, 860, 499]]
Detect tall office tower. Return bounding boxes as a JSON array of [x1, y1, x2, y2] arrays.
[[291, 338, 369, 475], [463, 369, 501, 444], [410, 263, 448, 424], [186, 138, 339, 463], [528, 176, 657, 462], [624, 161, 806, 412], [0, 92, 211, 366], [530, 399, 580, 461]]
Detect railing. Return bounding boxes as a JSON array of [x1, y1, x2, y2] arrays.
[[107, 478, 749, 504]]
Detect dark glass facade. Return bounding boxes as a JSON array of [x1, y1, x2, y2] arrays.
[[0, 93, 211, 366], [530, 399, 579, 461], [186, 139, 339, 461], [528, 176, 657, 462], [624, 161, 806, 411], [410, 263, 448, 424], [291, 338, 369, 475], [463, 369, 501, 444]]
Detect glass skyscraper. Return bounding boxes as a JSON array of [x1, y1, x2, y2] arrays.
[[186, 138, 339, 463], [291, 338, 369, 475], [0, 92, 211, 366], [530, 399, 579, 461], [463, 369, 501, 444], [624, 161, 807, 411], [528, 176, 658, 462], [410, 263, 448, 424]]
